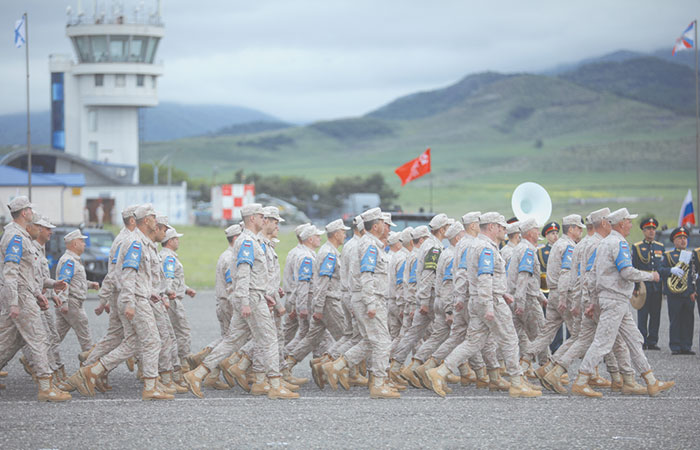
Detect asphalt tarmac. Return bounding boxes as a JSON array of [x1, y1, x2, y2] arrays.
[[1, 291, 699, 449]]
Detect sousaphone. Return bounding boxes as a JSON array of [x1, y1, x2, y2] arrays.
[[511, 182, 552, 226]]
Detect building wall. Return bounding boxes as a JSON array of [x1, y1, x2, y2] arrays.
[[0, 186, 84, 225], [82, 183, 189, 225]]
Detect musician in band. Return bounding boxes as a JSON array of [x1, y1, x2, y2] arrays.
[[632, 217, 665, 350], [659, 227, 696, 355]]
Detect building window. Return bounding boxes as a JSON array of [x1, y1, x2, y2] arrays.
[[109, 35, 128, 62], [137, 74, 145, 87], [151, 76, 157, 89], [95, 74, 104, 87], [88, 108, 98, 132], [89, 141, 98, 160], [115, 74, 126, 87]]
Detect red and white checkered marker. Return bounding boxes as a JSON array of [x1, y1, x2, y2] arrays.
[[213, 184, 255, 220]]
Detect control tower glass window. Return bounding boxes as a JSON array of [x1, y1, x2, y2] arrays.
[[130, 36, 147, 62], [145, 37, 160, 63], [110, 35, 129, 62], [91, 35, 108, 62], [75, 36, 93, 62]]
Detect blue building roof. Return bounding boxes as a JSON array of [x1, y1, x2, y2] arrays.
[[0, 165, 85, 187]]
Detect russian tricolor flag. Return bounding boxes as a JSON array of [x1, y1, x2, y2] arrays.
[[679, 189, 695, 227], [672, 22, 695, 56]]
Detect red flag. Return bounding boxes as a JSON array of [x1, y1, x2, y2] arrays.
[[395, 148, 431, 186]]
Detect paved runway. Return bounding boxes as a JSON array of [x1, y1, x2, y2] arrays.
[[1, 291, 699, 449]]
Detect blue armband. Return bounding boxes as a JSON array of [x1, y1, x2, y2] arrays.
[[586, 249, 597, 272], [319, 253, 337, 278], [111, 243, 121, 265], [443, 260, 454, 281], [163, 256, 176, 279], [478, 248, 494, 276], [122, 241, 142, 270], [518, 249, 535, 274], [615, 242, 632, 271], [237, 240, 254, 267], [58, 260, 75, 283], [4, 235, 23, 264], [396, 261, 406, 285], [408, 260, 418, 283], [224, 268, 232, 284], [360, 245, 378, 273], [457, 248, 468, 270], [298, 257, 313, 281], [561, 245, 574, 270]]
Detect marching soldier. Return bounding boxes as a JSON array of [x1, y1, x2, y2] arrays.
[[539, 221, 568, 352], [633, 217, 664, 350], [659, 226, 696, 355]]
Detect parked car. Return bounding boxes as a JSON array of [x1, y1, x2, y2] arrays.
[[46, 227, 114, 283]]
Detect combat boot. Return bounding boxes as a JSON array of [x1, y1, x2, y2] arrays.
[[136, 360, 143, 380], [589, 367, 611, 388], [458, 362, 477, 386], [78, 345, 95, 364], [321, 356, 349, 391], [310, 355, 329, 389], [359, 359, 367, 377], [542, 364, 568, 395], [37, 376, 71, 402], [369, 377, 400, 399], [125, 357, 135, 372], [520, 358, 537, 379], [388, 359, 408, 387], [19, 356, 35, 379], [57, 365, 67, 382], [268, 376, 300, 399], [251, 373, 271, 396], [0, 370, 8, 377], [203, 368, 231, 390], [571, 372, 603, 398], [508, 376, 541, 398], [67, 361, 105, 397], [225, 354, 252, 392], [52, 371, 74, 392], [172, 368, 189, 390], [475, 367, 489, 389], [285, 355, 298, 369], [99, 373, 113, 392], [160, 371, 187, 394], [416, 357, 437, 390], [400, 359, 422, 388], [282, 379, 300, 392], [426, 365, 451, 398], [610, 372, 623, 392], [142, 377, 174, 401], [185, 347, 212, 370], [183, 365, 210, 398], [621, 373, 648, 395], [641, 370, 675, 397], [488, 369, 511, 392], [348, 366, 369, 387], [446, 373, 461, 384], [534, 361, 553, 391], [282, 367, 309, 386]]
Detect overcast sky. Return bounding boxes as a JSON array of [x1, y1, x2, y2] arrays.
[[1, 0, 699, 122]]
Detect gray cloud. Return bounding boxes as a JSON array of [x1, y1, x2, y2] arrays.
[[1, 0, 698, 122]]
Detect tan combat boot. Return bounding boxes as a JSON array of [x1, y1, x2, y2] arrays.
[[571, 372, 603, 398], [534, 361, 553, 391], [125, 356, 135, 372], [542, 364, 568, 395], [282, 367, 309, 386], [52, 372, 74, 393], [458, 362, 477, 386], [282, 379, 300, 392], [621, 373, 648, 395], [203, 368, 231, 390], [415, 357, 437, 390], [348, 366, 369, 387], [588, 367, 610, 388], [488, 368, 511, 392], [310, 355, 327, 389], [509, 375, 542, 398], [388, 359, 408, 387], [19, 356, 35, 379], [268, 376, 300, 399], [225, 354, 252, 392], [610, 372, 623, 392], [369, 377, 401, 399], [161, 370, 187, 394], [400, 359, 422, 389], [0, 370, 8, 377], [251, 373, 271, 396], [185, 347, 212, 371], [426, 364, 451, 398], [142, 377, 174, 401], [641, 370, 675, 397], [359, 359, 367, 377], [475, 367, 489, 389], [37, 376, 71, 402], [67, 361, 105, 397], [321, 356, 349, 391], [78, 345, 95, 364], [183, 365, 209, 398]]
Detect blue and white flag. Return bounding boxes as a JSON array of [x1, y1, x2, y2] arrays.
[[14, 16, 26, 48], [672, 21, 695, 55]]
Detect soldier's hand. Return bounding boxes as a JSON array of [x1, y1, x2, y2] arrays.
[[60, 304, 69, 314], [584, 304, 595, 318], [95, 304, 105, 316], [9, 305, 20, 319], [691, 293, 697, 303], [312, 312, 323, 322], [88, 281, 100, 290], [186, 288, 196, 297], [299, 309, 308, 319], [455, 301, 464, 312], [419, 305, 429, 315], [409, 311, 415, 320], [278, 288, 285, 298], [52, 296, 62, 308], [167, 291, 176, 300], [484, 310, 495, 321], [515, 306, 524, 316], [289, 310, 297, 320], [241, 305, 252, 318], [150, 294, 160, 303], [367, 309, 376, 319], [104, 303, 111, 314], [37, 294, 49, 311], [651, 271, 660, 282], [541, 299, 548, 308], [125, 306, 135, 320], [571, 307, 581, 317], [276, 306, 286, 316], [503, 294, 514, 305], [265, 295, 276, 307], [445, 313, 453, 326], [53, 280, 67, 292], [557, 302, 567, 314]]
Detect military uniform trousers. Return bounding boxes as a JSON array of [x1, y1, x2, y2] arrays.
[[344, 294, 392, 378], [85, 291, 124, 367], [549, 298, 582, 364], [55, 297, 93, 354], [205, 297, 233, 350], [667, 294, 695, 353], [387, 299, 402, 341], [0, 289, 53, 377], [580, 296, 651, 375], [414, 297, 451, 362], [444, 298, 522, 378], [150, 301, 176, 372], [391, 304, 414, 354], [392, 299, 436, 364], [282, 305, 299, 347], [512, 297, 548, 363], [328, 292, 362, 358], [22, 307, 61, 371], [203, 291, 280, 377], [289, 296, 345, 362], [167, 297, 192, 361], [637, 288, 662, 347], [431, 301, 493, 369], [243, 312, 289, 373], [100, 296, 161, 378], [524, 289, 575, 361]]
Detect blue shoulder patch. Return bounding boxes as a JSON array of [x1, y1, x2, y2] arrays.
[[561, 245, 574, 270], [58, 260, 75, 283], [163, 255, 177, 279], [408, 260, 418, 283], [396, 261, 406, 285], [443, 260, 454, 281], [237, 240, 255, 267], [577, 262, 581, 277], [518, 249, 535, 274], [478, 248, 495, 276], [4, 235, 23, 264], [586, 249, 597, 272], [261, 242, 267, 255], [298, 256, 313, 281], [111, 243, 122, 265], [361, 245, 378, 273], [224, 268, 232, 284], [122, 241, 142, 270], [319, 253, 337, 278], [615, 241, 633, 271], [458, 248, 468, 270]]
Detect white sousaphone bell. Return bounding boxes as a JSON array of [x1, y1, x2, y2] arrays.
[[511, 182, 552, 226]]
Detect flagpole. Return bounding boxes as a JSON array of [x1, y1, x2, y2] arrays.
[[429, 171, 433, 213], [695, 19, 699, 219], [24, 12, 32, 202]]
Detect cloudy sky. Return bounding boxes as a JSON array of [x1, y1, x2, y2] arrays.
[[2, 0, 699, 122]]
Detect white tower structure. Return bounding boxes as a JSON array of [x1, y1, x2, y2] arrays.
[[49, 1, 164, 184]]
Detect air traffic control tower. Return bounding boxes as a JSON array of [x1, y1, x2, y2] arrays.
[[49, 1, 164, 184]]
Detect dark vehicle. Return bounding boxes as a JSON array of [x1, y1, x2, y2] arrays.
[[388, 212, 435, 230], [46, 227, 115, 283]]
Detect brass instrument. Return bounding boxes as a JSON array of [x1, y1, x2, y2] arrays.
[[540, 273, 549, 294], [667, 261, 690, 295]]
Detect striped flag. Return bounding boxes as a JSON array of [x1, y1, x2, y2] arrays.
[[679, 189, 695, 227], [672, 22, 695, 56]]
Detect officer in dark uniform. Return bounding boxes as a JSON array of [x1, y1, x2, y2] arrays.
[[632, 217, 665, 350], [538, 221, 568, 352], [659, 227, 697, 355]]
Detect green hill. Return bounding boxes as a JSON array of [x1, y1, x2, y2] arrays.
[[142, 63, 696, 229]]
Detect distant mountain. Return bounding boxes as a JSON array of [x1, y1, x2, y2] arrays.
[[560, 56, 696, 116], [211, 120, 292, 137], [545, 48, 695, 74]]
